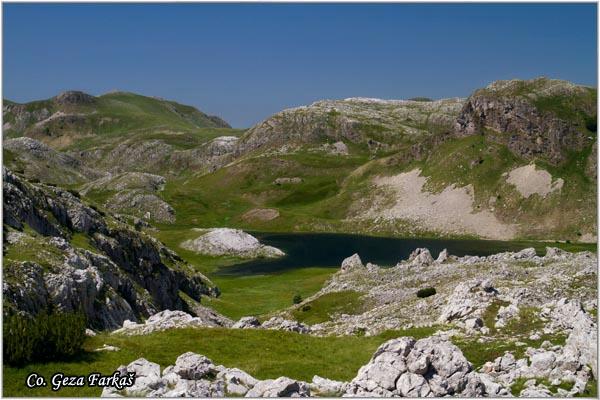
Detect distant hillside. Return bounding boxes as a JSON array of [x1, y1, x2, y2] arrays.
[[3, 78, 597, 241], [3, 90, 231, 149]]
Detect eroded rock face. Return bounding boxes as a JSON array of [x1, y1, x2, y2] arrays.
[[3, 169, 217, 330], [235, 97, 464, 155], [454, 78, 595, 164], [181, 228, 285, 259]]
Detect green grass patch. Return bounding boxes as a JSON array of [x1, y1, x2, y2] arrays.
[[481, 299, 510, 334], [292, 290, 367, 324], [70, 232, 96, 252], [204, 267, 334, 320]]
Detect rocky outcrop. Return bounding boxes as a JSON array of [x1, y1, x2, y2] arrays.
[[4, 137, 104, 185], [181, 228, 285, 259], [112, 310, 229, 335], [101, 352, 309, 397], [54, 90, 96, 106], [106, 190, 175, 223], [262, 317, 311, 334], [3, 169, 218, 330], [438, 279, 497, 325], [235, 97, 464, 155], [232, 316, 261, 329], [302, 246, 596, 339], [81, 172, 167, 193], [345, 336, 485, 397], [407, 247, 434, 267], [340, 253, 364, 273], [454, 77, 596, 164]]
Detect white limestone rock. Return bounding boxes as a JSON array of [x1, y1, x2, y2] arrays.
[[181, 228, 285, 259]]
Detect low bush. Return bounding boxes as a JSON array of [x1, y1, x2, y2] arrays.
[[292, 294, 303, 305], [416, 287, 436, 298], [67, 189, 81, 198], [3, 309, 87, 366]]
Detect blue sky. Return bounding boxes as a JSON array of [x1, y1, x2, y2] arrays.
[[3, 3, 597, 128]]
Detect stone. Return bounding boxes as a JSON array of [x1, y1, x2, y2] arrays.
[[341, 253, 364, 273], [435, 248, 449, 263], [262, 317, 311, 334], [85, 328, 97, 337], [112, 310, 213, 335], [233, 316, 261, 329], [310, 375, 347, 396], [245, 377, 310, 397], [408, 248, 434, 267], [345, 336, 473, 396], [181, 228, 285, 259]]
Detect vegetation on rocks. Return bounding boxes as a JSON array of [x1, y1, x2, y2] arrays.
[[3, 309, 86, 366]]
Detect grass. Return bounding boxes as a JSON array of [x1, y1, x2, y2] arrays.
[[510, 377, 575, 396], [453, 332, 567, 371], [3, 325, 438, 397], [204, 267, 334, 320], [292, 290, 367, 324], [481, 299, 510, 334], [70, 232, 96, 252]]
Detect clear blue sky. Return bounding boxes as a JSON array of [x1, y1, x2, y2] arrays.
[[3, 3, 597, 128]]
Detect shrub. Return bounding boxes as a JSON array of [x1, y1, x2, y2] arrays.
[[416, 287, 437, 298], [585, 115, 597, 133], [67, 189, 81, 198], [293, 294, 303, 305], [3, 309, 87, 366], [301, 305, 312, 312]]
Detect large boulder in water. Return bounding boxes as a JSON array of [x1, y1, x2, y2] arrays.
[[181, 228, 284, 259]]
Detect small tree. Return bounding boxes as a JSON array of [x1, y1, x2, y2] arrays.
[[292, 294, 303, 305]]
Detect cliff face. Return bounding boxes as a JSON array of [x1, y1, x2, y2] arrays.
[[3, 169, 218, 330], [454, 78, 596, 165]]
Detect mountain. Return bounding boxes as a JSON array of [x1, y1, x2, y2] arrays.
[[3, 90, 230, 148], [3, 78, 597, 241]]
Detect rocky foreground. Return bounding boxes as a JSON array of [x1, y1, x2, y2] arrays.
[[104, 247, 597, 397]]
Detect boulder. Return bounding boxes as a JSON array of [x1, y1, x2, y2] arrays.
[[345, 336, 474, 396], [408, 248, 434, 267], [233, 316, 262, 329], [245, 377, 310, 397], [341, 254, 364, 273], [310, 375, 347, 396], [435, 248, 449, 263], [112, 310, 213, 335], [438, 279, 497, 324], [181, 228, 285, 259], [262, 317, 311, 334]]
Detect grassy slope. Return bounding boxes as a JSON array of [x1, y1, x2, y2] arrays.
[[3, 326, 438, 397], [154, 132, 596, 241], [152, 226, 335, 319]]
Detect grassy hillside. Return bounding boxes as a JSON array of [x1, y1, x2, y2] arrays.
[[3, 91, 232, 151]]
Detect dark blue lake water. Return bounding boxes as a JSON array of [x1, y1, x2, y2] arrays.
[[215, 232, 542, 276]]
